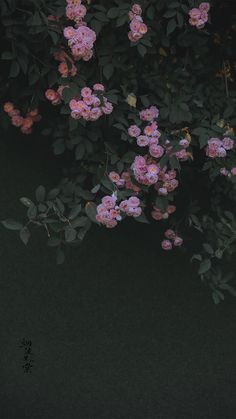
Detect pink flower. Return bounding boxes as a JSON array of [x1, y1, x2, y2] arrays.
[[206, 138, 228, 158], [109, 171, 120, 183], [131, 4, 142, 15], [149, 144, 164, 158], [167, 205, 176, 214], [200, 11, 208, 23], [91, 95, 101, 106], [151, 209, 163, 221], [76, 4, 87, 18], [71, 111, 81, 119], [217, 147, 227, 158], [199, 2, 210, 13], [222, 137, 234, 150], [140, 106, 159, 122], [147, 164, 159, 175], [3, 102, 14, 113], [139, 23, 148, 35], [127, 196, 140, 208], [144, 122, 158, 136], [161, 240, 172, 251], [81, 87, 92, 98], [164, 230, 176, 240], [11, 115, 23, 127], [64, 26, 75, 39], [93, 83, 105, 91], [119, 200, 128, 212], [173, 236, 183, 247], [129, 206, 142, 217], [220, 167, 229, 176], [189, 8, 201, 20], [130, 18, 142, 33], [45, 89, 58, 101], [22, 117, 33, 129], [102, 102, 113, 115], [128, 125, 141, 138], [137, 135, 150, 147], [128, 5, 147, 42], [58, 62, 69, 77], [175, 149, 189, 161], [101, 195, 117, 209], [179, 139, 189, 148], [21, 126, 32, 135], [231, 167, 236, 176], [69, 99, 79, 111]]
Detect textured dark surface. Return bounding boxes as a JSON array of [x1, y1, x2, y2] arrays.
[[1, 133, 236, 419]]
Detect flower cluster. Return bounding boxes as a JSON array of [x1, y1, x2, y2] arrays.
[[64, 25, 96, 62], [155, 167, 179, 196], [139, 106, 159, 122], [188, 3, 210, 29], [66, 0, 87, 25], [128, 108, 190, 162], [128, 4, 148, 42], [151, 205, 176, 221], [69, 84, 113, 121], [119, 196, 142, 218], [206, 137, 234, 158], [45, 85, 66, 106], [3, 102, 41, 134], [220, 167, 236, 177], [166, 138, 190, 162], [63, 0, 95, 60], [96, 194, 142, 228], [161, 230, 183, 251], [108, 171, 141, 193], [132, 155, 160, 185], [54, 50, 77, 78]]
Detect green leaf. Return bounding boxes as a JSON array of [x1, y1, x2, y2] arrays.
[[48, 236, 61, 247], [167, 19, 177, 36], [103, 63, 114, 80], [71, 216, 88, 228], [65, 226, 77, 242], [163, 10, 176, 18], [198, 259, 211, 275], [35, 185, 46, 202], [85, 202, 98, 223], [68, 205, 82, 220], [75, 144, 85, 160], [191, 254, 202, 262], [19, 227, 31, 245], [137, 44, 147, 57], [203, 243, 214, 255], [27, 205, 37, 219], [107, 7, 119, 18], [135, 213, 149, 224], [91, 184, 100, 194], [2, 219, 23, 230], [47, 188, 60, 200], [20, 197, 34, 207], [62, 87, 75, 103]]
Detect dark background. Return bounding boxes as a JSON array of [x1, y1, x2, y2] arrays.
[[1, 132, 236, 419]]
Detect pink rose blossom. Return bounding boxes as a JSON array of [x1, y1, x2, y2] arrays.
[[128, 125, 141, 138], [174, 236, 183, 247], [161, 240, 173, 251]]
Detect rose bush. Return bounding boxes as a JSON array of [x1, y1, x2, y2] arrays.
[[1, 0, 236, 303]]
